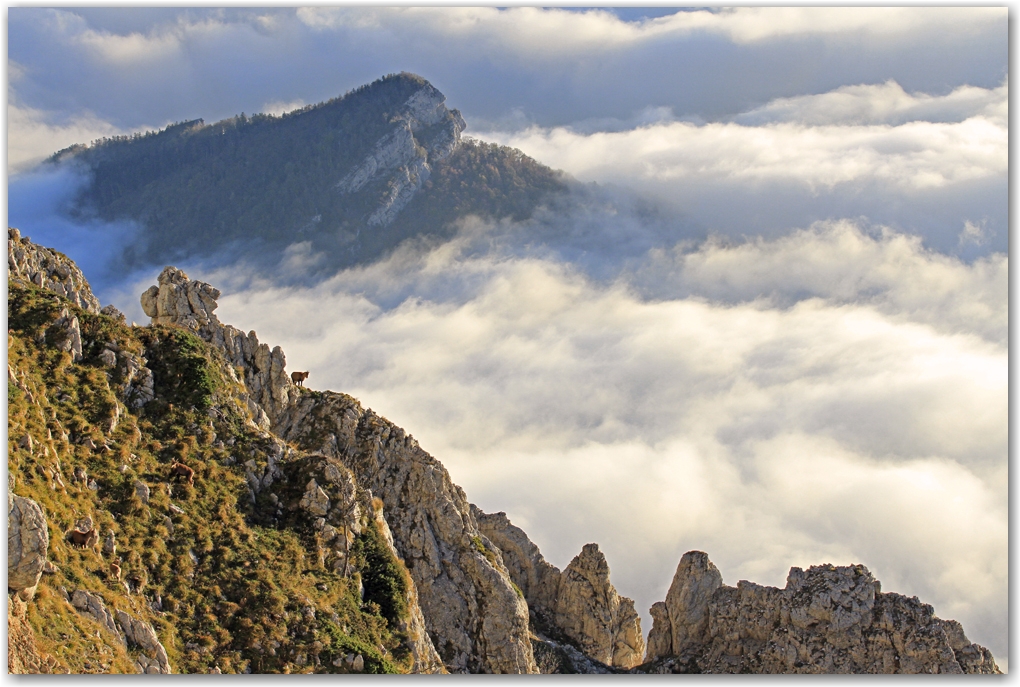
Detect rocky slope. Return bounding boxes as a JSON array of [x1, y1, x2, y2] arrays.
[[639, 551, 999, 674], [138, 263, 534, 673], [8, 228, 1000, 674], [8, 228, 100, 315], [7, 229, 446, 674]]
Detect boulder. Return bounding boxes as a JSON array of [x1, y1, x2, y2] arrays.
[[8, 493, 49, 599], [116, 609, 172, 673], [70, 590, 122, 641]]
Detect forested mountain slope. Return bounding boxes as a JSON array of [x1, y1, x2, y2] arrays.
[[50, 73, 566, 273]]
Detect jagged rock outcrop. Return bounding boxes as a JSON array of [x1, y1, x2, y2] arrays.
[[641, 551, 1000, 674], [554, 544, 645, 669], [8, 227, 100, 313], [8, 491, 49, 600], [49, 307, 84, 363], [67, 590, 173, 673], [334, 408, 535, 673], [336, 75, 466, 227], [140, 266, 295, 427], [649, 550, 721, 659], [260, 399, 535, 673], [266, 395, 535, 673], [472, 508, 562, 615], [144, 269, 538, 673], [9, 228, 155, 407], [116, 609, 172, 674], [71, 590, 122, 642], [473, 509, 643, 670]]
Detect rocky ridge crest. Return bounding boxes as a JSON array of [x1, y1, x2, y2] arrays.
[[8, 227, 100, 314], [641, 551, 999, 674], [138, 265, 534, 673], [474, 508, 644, 669]]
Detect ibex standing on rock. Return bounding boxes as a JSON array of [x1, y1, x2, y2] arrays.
[[291, 370, 309, 387]]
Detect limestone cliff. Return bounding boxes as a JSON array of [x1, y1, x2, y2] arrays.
[[474, 508, 644, 670], [641, 551, 1000, 674], [138, 266, 535, 674], [335, 77, 466, 227]]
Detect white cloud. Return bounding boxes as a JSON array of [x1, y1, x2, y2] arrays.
[[672, 7, 1003, 44], [7, 101, 143, 173], [189, 220, 1006, 661], [296, 7, 1005, 55], [6, 3, 1008, 667], [9, 6, 1006, 141], [477, 109, 1005, 192], [632, 220, 1007, 344], [37, 9, 243, 66], [958, 220, 991, 249], [472, 83, 1006, 255], [735, 80, 1007, 127]]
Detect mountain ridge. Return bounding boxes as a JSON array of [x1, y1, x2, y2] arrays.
[[8, 227, 1000, 673], [48, 73, 567, 275]]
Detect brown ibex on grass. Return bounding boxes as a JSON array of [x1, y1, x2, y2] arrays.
[[169, 461, 195, 486]]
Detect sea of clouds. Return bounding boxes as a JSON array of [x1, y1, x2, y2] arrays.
[[7, 6, 1008, 669], [185, 215, 1005, 667]]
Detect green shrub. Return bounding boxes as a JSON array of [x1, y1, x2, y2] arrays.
[[353, 520, 409, 627], [140, 327, 217, 411]]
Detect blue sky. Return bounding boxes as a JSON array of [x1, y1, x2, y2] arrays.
[[7, 5, 1009, 670]]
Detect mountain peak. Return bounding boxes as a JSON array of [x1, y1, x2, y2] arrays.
[[48, 72, 561, 275]]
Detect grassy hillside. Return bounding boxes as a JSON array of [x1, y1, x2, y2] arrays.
[[8, 277, 419, 674]]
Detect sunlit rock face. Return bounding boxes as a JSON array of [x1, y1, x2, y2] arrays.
[[8, 492, 49, 600], [140, 266, 535, 674], [642, 551, 1000, 675], [474, 509, 644, 670], [7, 227, 100, 314]]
